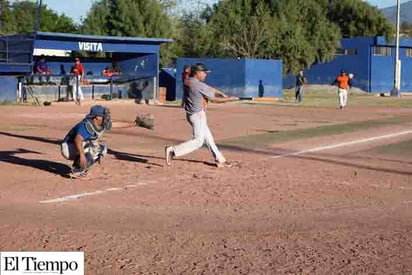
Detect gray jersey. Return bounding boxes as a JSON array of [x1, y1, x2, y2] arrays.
[[184, 77, 215, 115]]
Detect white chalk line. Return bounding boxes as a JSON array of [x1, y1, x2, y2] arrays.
[[336, 182, 412, 191], [271, 130, 412, 159], [39, 183, 146, 204], [369, 184, 412, 191]]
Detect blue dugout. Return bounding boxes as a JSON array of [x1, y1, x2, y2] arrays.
[[0, 31, 172, 102]]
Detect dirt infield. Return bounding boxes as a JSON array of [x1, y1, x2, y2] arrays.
[[1, 99, 412, 274]]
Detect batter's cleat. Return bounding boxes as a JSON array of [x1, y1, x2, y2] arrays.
[[165, 146, 174, 166], [215, 161, 233, 168]]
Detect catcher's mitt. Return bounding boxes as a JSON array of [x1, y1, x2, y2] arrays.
[[135, 113, 154, 130]]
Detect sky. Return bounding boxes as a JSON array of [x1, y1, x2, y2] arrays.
[[367, 0, 410, 8], [17, 0, 411, 24]]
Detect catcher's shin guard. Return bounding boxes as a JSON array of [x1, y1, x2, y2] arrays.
[[90, 144, 107, 164]]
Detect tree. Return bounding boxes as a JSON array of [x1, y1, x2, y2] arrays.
[[0, 0, 17, 35], [175, 12, 214, 58], [207, 1, 275, 59], [0, 1, 77, 34], [82, 0, 175, 66], [179, 0, 396, 74], [321, 0, 394, 40], [266, 0, 341, 72], [38, 3, 78, 33], [401, 21, 412, 38], [81, 0, 109, 35], [183, 0, 340, 74]]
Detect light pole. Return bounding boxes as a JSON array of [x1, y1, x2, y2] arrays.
[[392, 0, 401, 96]]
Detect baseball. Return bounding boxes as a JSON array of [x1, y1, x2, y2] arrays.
[[348, 73, 354, 79]]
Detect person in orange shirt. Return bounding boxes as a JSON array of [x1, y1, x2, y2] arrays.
[[331, 69, 352, 109]]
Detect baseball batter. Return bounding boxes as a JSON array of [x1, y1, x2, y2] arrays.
[[61, 105, 112, 178], [165, 63, 238, 168]]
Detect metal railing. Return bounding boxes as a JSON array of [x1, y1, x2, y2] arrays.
[[18, 73, 148, 103]]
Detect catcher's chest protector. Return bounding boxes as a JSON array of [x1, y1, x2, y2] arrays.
[[84, 119, 104, 141]]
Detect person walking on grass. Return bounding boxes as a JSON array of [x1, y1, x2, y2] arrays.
[[331, 69, 352, 109], [295, 70, 306, 103], [165, 63, 238, 168]]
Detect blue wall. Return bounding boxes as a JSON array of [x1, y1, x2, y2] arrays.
[[0, 76, 17, 102], [370, 54, 394, 92], [176, 58, 283, 99], [1, 34, 33, 65], [159, 68, 176, 101], [402, 50, 412, 91], [245, 59, 282, 98], [290, 37, 373, 91], [284, 36, 412, 93], [0, 34, 32, 73], [370, 47, 412, 92], [121, 53, 158, 77]]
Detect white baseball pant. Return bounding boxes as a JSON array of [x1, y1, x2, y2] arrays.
[[338, 88, 348, 108], [172, 110, 226, 163]]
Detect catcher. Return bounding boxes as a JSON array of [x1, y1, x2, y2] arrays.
[[61, 105, 112, 178]]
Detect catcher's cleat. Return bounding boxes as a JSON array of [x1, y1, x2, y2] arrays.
[[165, 146, 174, 166], [70, 163, 88, 179], [215, 161, 233, 168], [69, 170, 88, 179]]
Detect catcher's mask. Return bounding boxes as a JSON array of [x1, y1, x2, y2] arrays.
[[86, 105, 112, 131]]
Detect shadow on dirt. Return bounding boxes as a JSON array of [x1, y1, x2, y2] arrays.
[[108, 148, 211, 167], [0, 130, 278, 158], [154, 104, 183, 109], [0, 148, 71, 177], [0, 131, 61, 145], [295, 154, 412, 176], [0, 131, 211, 168], [350, 155, 412, 166], [108, 148, 164, 167]]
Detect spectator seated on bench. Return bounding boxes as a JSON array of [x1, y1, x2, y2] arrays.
[[102, 67, 121, 77], [34, 55, 52, 85]]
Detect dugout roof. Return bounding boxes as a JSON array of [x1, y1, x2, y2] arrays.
[[0, 31, 173, 74]]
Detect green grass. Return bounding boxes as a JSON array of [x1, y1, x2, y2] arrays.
[[243, 87, 412, 108], [0, 101, 16, 106], [373, 139, 412, 157], [0, 124, 47, 131], [223, 115, 412, 148], [164, 99, 182, 105]]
